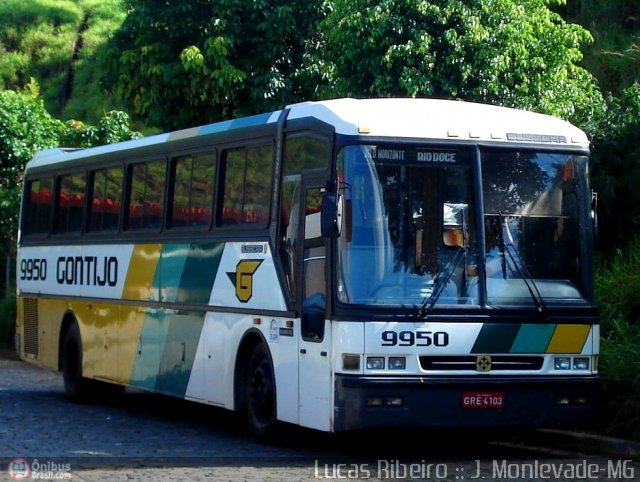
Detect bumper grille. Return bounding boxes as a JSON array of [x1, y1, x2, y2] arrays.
[[419, 355, 543, 371]]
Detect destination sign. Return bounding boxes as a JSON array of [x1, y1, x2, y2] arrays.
[[365, 146, 470, 165]]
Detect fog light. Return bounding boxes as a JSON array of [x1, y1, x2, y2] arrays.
[[572, 396, 588, 405], [554, 357, 571, 370], [556, 396, 571, 405], [388, 357, 406, 370], [367, 397, 384, 407], [366, 357, 385, 370], [386, 397, 403, 407], [343, 354, 360, 371], [573, 357, 590, 370]]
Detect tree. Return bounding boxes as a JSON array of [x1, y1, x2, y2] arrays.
[[314, 0, 602, 123], [102, 0, 324, 130], [589, 83, 640, 252]]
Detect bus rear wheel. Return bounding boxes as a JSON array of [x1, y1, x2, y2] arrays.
[[62, 323, 91, 400], [245, 344, 277, 439]]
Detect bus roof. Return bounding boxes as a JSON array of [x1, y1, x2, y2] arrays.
[[27, 98, 588, 170], [287, 98, 588, 146]]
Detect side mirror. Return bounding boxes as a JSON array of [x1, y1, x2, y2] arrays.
[[320, 193, 342, 238]]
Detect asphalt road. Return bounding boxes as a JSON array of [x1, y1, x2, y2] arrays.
[[0, 353, 637, 481]]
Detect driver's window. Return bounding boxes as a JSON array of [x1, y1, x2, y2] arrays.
[[278, 134, 331, 304]]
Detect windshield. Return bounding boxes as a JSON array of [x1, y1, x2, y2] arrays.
[[482, 150, 592, 305], [336, 145, 478, 306]]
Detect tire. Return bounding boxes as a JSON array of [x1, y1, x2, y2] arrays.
[[61, 323, 91, 400], [245, 344, 277, 439]]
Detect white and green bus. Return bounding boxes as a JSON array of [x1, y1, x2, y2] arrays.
[[16, 98, 599, 436]]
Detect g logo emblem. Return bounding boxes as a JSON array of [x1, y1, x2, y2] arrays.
[[228, 259, 263, 302]]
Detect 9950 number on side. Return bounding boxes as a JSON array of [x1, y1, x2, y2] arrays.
[[381, 330, 449, 347]]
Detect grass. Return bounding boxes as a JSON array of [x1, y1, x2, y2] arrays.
[[594, 243, 640, 439]]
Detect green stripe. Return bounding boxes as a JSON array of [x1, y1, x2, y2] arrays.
[[471, 323, 521, 353], [510, 324, 556, 353], [130, 309, 170, 391], [157, 243, 191, 302], [157, 311, 205, 396], [178, 242, 224, 304]]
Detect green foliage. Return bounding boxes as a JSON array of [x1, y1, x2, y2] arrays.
[[0, 293, 16, 348], [60, 110, 142, 148], [588, 84, 640, 252], [0, 89, 62, 251], [595, 245, 640, 439], [564, 0, 640, 96], [0, 0, 126, 123], [0, 0, 82, 114], [60, 0, 128, 123], [102, 0, 324, 129], [316, 0, 602, 121]]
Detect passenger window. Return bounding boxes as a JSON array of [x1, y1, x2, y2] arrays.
[[89, 167, 122, 232], [56, 173, 86, 234], [24, 178, 53, 236], [126, 160, 166, 230], [220, 144, 273, 226], [171, 152, 215, 229]]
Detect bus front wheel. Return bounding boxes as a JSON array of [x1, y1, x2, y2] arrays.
[[245, 343, 277, 439]]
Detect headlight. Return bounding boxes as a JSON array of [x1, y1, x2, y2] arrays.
[[554, 357, 571, 370], [388, 357, 406, 370], [366, 357, 385, 370], [573, 357, 590, 370]]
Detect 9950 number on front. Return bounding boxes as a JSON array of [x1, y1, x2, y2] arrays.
[[381, 330, 449, 347]]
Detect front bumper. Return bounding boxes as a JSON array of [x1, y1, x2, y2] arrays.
[[334, 374, 599, 432]]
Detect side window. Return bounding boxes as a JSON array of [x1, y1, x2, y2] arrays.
[[126, 160, 166, 230], [170, 152, 216, 229], [89, 167, 122, 232], [220, 144, 273, 226], [56, 172, 86, 234], [283, 136, 331, 173], [24, 178, 53, 236]]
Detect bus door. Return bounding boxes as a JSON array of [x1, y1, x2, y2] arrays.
[[298, 177, 332, 431]]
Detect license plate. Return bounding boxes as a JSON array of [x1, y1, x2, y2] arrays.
[[462, 391, 505, 408]]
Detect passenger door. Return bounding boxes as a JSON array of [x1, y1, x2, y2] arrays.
[[298, 178, 332, 431]]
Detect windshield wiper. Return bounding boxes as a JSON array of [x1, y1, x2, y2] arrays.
[[417, 247, 466, 318], [498, 213, 547, 314]]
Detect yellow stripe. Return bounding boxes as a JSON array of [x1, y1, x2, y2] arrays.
[[546, 324, 591, 354], [122, 244, 161, 301]]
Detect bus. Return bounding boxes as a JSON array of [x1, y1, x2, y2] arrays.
[[16, 98, 599, 436]]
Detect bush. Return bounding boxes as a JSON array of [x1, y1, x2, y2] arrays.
[[0, 294, 16, 349], [595, 243, 640, 439]]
